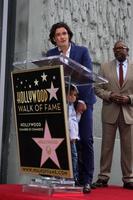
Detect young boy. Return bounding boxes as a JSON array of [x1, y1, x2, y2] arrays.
[[65, 84, 86, 186]]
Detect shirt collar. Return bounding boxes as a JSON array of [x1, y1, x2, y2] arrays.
[[58, 43, 71, 57], [116, 59, 127, 68]]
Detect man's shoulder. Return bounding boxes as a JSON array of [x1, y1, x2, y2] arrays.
[[71, 43, 88, 52], [128, 59, 133, 66], [101, 59, 115, 67], [46, 47, 58, 56]]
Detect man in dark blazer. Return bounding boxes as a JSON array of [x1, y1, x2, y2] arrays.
[[46, 22, 96, 193], [94, 40, 133, 189]]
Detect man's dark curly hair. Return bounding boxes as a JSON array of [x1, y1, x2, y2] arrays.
[[49, 22, 73, 46]]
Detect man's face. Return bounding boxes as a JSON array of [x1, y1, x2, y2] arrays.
[[113, 41, 129, 62], [54, 27, 69, 48]]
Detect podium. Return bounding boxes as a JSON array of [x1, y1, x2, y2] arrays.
[[12, 55, 107, 195], [32, 55, 107, 85]]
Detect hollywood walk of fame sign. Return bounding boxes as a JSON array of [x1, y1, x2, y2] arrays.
[[11, 65, 73, 178]]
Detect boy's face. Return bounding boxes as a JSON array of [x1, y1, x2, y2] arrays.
[[66, 90, 77, 103]]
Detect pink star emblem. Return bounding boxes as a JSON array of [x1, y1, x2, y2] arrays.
[[46, 82, 59, 100], [32, 121, 64, 168]]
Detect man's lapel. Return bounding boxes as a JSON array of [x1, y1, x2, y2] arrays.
[[54, 47, 60, 55], [110, 60, 119, 88], [122, 60, 130, 88], [69, 43, 76, 59]]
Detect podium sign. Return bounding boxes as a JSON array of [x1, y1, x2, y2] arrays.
[[11, 65, 73, 178]]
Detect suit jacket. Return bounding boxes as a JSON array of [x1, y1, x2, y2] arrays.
[[46, 43, 96, 105], [95, 59, 133, 124]]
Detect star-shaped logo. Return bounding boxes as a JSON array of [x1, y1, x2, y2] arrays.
[[41, 72, 47, 82], [34, 79, 39, 86], [46, 82, 59, 100], [32, 121, 64, 168]]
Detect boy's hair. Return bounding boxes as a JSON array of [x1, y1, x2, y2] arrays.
[[65, 83, 78, 94]]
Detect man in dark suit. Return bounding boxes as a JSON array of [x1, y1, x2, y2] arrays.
[[94, 40, 133, 189], [46, 22, 96, 193]]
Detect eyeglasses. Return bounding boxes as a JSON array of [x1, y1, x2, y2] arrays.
[[114, 46, 128, 50]]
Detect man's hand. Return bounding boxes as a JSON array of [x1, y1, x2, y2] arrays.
[[109, 92, 130, 104]]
